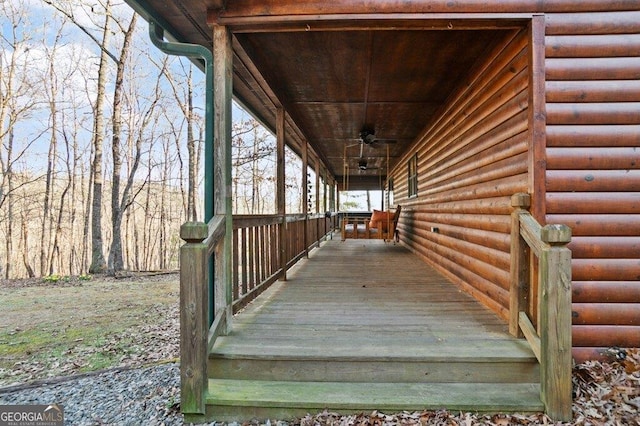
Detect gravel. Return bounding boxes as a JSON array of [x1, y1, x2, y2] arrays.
[[2, 356, 639, 425], [0, 363, 185, 425]]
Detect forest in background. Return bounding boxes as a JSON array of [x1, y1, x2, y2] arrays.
[[0, 0, 312, 279]]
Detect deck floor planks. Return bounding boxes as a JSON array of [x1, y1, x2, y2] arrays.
[[214, 238, 533, 361], [204, 238, 542, 419]]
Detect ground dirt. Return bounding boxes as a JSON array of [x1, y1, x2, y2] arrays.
[[0, 272, 179, 387]]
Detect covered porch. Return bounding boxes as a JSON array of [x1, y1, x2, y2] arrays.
[[179, 193, 571, 423], [123, 0, 575, 422], [204, 237, 542, 421]]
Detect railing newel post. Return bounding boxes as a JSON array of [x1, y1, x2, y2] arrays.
[[509, 193, 573, 421], [540, 224, 573, 421], [179, 221, 209, 415]]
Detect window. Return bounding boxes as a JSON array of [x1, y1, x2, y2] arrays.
[[407, 154, 418, 198]]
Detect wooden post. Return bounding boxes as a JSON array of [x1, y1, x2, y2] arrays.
[[315, 161, 320, 247], [302, 141, 309, 257], [276, 108, 287, 280], [539, 224, 572, 421], [510, 193, 531, 336], [213, 24, 233, 332], [528, 15, 547, 222], [179, 222, 209, 415], [323, 169, 328, 214]]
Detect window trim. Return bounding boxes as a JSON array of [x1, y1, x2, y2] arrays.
[[407, 153, 418, 198]]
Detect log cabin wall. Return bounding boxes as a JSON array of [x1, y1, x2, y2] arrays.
[[544, 10, 640, 361], [391, 28, 531, 321], [392, 8, 640, 361]]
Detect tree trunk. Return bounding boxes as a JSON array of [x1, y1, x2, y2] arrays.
[[68, 108, 80, 274], [88, 0, 111, 274], [49, 138, 72, 275], [164, 61, 199, 221], [40, 93, 57, 276], [4, 128, 14, 278], [82, 146, 93, 273], [159, 139, 169, 270], [107, 13, 136, 274], [20, 210, 34, 278], [45, 29, 68, 276], [186, 66, 198, 221]]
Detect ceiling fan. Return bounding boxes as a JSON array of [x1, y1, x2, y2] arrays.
[[345, 126, 395, 171], [358, 126, 397, 147]]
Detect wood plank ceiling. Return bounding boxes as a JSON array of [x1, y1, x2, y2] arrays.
[[128, 0, 510, 189]]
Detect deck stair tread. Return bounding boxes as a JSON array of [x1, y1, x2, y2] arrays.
[[210, 334, 537, 361], [206, 379, 544, 413]]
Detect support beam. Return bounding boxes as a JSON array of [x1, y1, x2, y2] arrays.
[[315, 161, 321, 248], [528, 15, 547, 222], [302, 140, 309, 257], [213, 24, 233, 333], [276, 108, 287, 280], [315, 162, 320, 214], [323, 170, 328, 214]]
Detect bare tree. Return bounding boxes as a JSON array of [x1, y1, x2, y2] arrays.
[[88, 0, 111, 273], [159, 59, 201, 221], [39, 24, 67, 276], [0, 0, 44, 278], [106, 12, 137, 274], [1, 0, 211, 278], [231, 117, 276, 214]]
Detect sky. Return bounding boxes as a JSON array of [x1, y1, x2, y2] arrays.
[[1, 0, 380, 212]]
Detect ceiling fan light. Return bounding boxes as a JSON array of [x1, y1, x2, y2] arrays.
[[358, 159, 367, 170], [359, 127, 376, 144]]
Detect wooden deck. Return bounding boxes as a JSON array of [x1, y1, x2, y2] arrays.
[[203, 237, 542, 422]]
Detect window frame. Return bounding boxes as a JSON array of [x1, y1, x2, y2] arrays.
[[407, 154, 418, 198]]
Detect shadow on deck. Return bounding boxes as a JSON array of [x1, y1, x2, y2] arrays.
[[203, 237, 542, 422]]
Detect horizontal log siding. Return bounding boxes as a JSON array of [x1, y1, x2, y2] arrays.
[[545, 10, 640, 359], [392, 29, 530, 321]]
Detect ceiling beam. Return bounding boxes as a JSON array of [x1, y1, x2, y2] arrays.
[[210, 13, 532, 33], [213, 0, 636, 19]]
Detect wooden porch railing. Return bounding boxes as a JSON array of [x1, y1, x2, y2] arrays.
[[178, 212, 337, 415], [510, 193, 572, 421], [231, 213, 336, 312]]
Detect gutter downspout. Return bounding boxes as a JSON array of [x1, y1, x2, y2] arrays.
[[148, 21, 215, 325]]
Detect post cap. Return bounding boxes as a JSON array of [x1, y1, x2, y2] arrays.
[[180, 222, 208, 242], [511, 193, 531, 208], [541, 224, 572, 244]]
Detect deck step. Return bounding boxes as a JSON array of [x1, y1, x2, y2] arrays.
[[199, 379, 544, 422], [209, 337, 539, 383]]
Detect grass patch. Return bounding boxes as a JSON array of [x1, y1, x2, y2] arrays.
[[0, 275, 178, 386]]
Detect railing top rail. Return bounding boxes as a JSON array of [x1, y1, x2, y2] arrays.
[[519, 213, 547, 257], [232, 213, 333, 229], [512, 193, 571, 256], [203, 215, 226, 256]]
